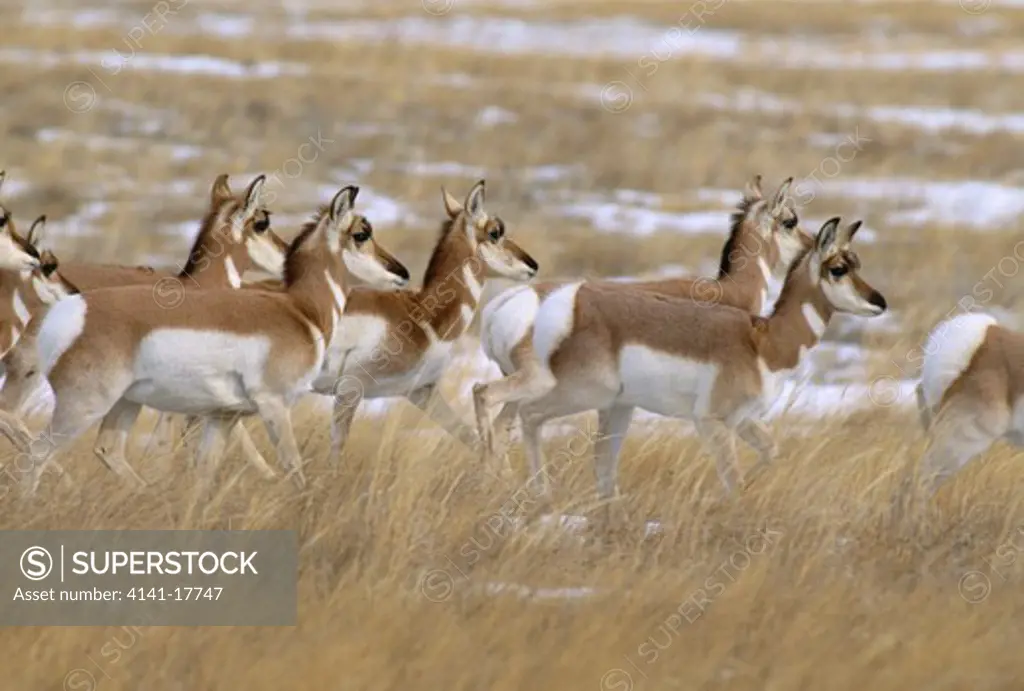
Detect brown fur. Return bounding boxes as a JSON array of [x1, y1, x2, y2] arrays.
[[17, 186, 410, 495], [290, 180, 538, 465], [344, 223, 537, 373], [473, 176, 813, 467], [905, 319, 1024, 510], [0, 215, 79, 356], [0, 173, 291, 430], [60, 181, 286, 292], [512, 217, 886, 502], [519, 176, 804, 315]]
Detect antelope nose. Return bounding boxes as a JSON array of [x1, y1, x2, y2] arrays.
[[869, 290, 887, 312]]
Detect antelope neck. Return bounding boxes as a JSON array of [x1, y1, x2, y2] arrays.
[[718, 217, 774, 315], [286, 250, 347, 345], [178, 224, 248, 289], [756, 255, 832, 373], [418, 227, 484, 341]]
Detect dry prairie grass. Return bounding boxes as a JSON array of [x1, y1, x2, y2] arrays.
[[3, 405, 1024, 690], [3, 0, 1024, 687]]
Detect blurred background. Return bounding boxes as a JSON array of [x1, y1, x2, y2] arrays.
[[5, 0, 1024, 428]]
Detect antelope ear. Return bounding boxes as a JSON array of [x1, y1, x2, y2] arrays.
[[840, 219, 863, 245], [770, 177, 794, 213], [329, 185, 359, 225], [26, 214, 45, 247], [441, 186, 463, 218], [241, 174, 266, 218], [464, 180, 486, 219], [211, 174, 232, 205], [745, 174, 763, 200], [816, 217, 842, 255]]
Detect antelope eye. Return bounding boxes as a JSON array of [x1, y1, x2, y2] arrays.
[[489, 219, 505, 241], [782, 216, 798, 229], [41, 263, 57, 276], [0, 215, 7, 228], [829, 265, 848, 278], [254, 218, 270, 233], [353, 219, 372, 243]]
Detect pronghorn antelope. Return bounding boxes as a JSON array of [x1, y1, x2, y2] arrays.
[[0, 173, 291, 420], [53, 176, 287, 292], [0, 170, 287, 293], [473, 176, 808, 466], [226, 180, 538, 467], [0, 215, 79, 357], [506, 217, 885, 505], [16, 185, 409, 495], [908, 312, 1024, 503], [0, 173, 302, 485]]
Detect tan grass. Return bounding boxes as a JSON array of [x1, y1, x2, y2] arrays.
[[3, 406, 1024, 689]]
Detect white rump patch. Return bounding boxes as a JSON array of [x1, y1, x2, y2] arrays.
[[533, 282, 582, 366], [37, 294, 87, 376], [920, 312, 998, 410], [480, 284, 540, 372]]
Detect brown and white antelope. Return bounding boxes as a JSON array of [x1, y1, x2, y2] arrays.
[[0, 174, 296, 479], [506, 217, 886, 505], [222, 180, 538, 469], [0, 173, 292, 415], [907, 311, 1024, 505], [0, 170, 288, 294], [318, 179, 537, 462], [16, 184, 409, 495], [473, 176, 809, 466], [0, 215, 79, 358]]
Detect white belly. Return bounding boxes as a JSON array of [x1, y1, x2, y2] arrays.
[[123, 329, 272, 415], [314, 314, 454, 398], [314, 314, 390, 391], [363, 340, 454, 397], [616, 345, 719, 419]]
